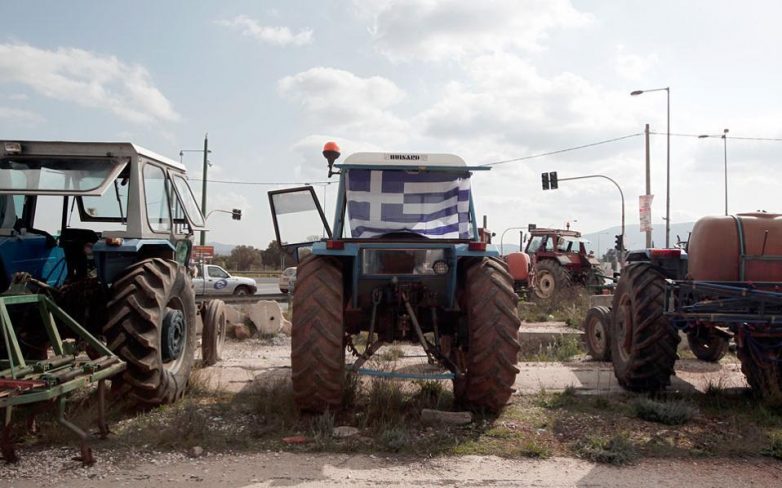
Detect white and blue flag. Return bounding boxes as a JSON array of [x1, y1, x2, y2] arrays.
[[346, 170, 472, 239]]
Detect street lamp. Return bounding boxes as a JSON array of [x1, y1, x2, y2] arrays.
[[698, 128, 729, 215], [631, 87, 670, 247]]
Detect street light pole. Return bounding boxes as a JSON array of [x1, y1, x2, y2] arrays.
[[545, 173, 625, 262], [179, 136, 213, 245], [631, 87, 670, 247], [698, 128, 729, 215], [723, 128, 729, 215], [500, 226, 527, 255]]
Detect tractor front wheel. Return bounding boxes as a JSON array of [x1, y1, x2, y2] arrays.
[[583, 306, 612, 361], [610, 263, 680, 391], [454, 258, 521, 413], [201, 299, 227, 366], [737, 335, 782, 404], [291, 255, 345, 413], [532, 260, 571, 301], [687, 330, 729, 363], [104, 258, 196, 406]]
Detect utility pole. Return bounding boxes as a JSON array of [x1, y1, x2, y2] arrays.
[[644, 124, 652, 248], [200, 133, 208, 246]]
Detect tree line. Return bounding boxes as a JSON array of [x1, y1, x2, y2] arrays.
[[211, 241, 295, 271]]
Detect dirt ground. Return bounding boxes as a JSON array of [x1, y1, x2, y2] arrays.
[[3, 451, 782, 487], [2, 336, 781, 487]]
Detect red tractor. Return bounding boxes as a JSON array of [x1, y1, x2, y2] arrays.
[[525, 227, 603, 300]]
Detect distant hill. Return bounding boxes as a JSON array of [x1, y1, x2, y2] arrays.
[[581, 222, 695, 254], [208, 242, 236, 256]]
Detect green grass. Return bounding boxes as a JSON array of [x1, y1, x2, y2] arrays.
[[632, 397, 698, 426], [519, 335, 583, 362], [575, 433, 638, 465], [762, 433, 782, 460]]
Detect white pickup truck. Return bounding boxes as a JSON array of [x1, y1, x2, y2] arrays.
[[192, 264, 258, 296]]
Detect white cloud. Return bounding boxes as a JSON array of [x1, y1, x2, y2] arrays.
[[0, 106, 45, 125], [216, 15, 313, 46], [0, 43, 179, 124], [278, 67, 409, 141], [353, 0, 591, 62], [614, 45, 658, 81], [8, 93, 28, 101]]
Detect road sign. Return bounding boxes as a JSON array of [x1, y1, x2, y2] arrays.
[[193, 245, 215, 260], [639, 194, 654, 232]]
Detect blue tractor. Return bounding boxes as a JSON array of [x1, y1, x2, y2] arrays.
[[269, 142, 521, 413], [0, 140, 207, 406]]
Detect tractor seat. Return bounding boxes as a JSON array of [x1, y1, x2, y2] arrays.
[[59, 228, 99, 282]]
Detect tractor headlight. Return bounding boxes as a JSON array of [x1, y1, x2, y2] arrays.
[[432, 260, 449, 275]]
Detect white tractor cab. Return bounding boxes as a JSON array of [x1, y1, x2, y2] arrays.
[[0, 140, 208, 406]]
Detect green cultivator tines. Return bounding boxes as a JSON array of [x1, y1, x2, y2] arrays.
[[0, 291, 126, 465]]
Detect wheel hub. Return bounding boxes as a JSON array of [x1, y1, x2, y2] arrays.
[[162, 308, 186, 362], [537, 272, 554, 297]]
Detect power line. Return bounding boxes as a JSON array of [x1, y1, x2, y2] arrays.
[[649, 131, 782, 141], [479, 133, 643, 167]]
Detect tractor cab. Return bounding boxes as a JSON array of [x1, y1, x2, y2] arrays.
[[0, 141, 205, 289]]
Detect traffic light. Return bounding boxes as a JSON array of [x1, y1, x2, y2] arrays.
[[614, 234, 623, 251], [549, 171, 558, 189], [232, 208, 242, 220], [541, 172, 550, 190]]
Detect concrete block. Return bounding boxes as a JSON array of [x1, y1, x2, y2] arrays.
[[518, 322, 583, 359], [242, 300, 284, 336]]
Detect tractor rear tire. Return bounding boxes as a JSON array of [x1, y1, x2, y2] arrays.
[[532, 260, 572, 301], [610, 263, 680, 391], [687, 331, 729, 363], [583, 306, 612, 361], [737, 335, 782, 404], [454, 258, 521, 413], [104, 258, 196, 407], [291, 255, 344, 413], [201, 300, 227, 366]]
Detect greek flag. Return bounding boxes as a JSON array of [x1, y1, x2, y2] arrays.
[[346, 170, 472, 239]]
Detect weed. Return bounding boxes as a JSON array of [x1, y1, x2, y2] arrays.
[[413, 380, 452, 410], [251, 377, 299, 433], [632, 397, 697, 426], [575, 434, 637, 465], [342, 372, 360, 408], [518, 291, 591, 328], [365, 378, 406, 429], [519, 335, 583, 362], [378, 345, 405, 362], [761, 434, 782, 460], [310, 410, 335, 449], [379, 426, 410, 452], [535, 386, 577, 409], [518, 440, 552, 459]]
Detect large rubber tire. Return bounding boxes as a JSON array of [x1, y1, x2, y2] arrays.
[[583, 306, 612, 361], [687, 331, 729, 363], [532, 260, 572, 301], [454, 258, 521, 413], [291, 255, 344, 413], [201, 299, 227, 366], [610, 263, 680, 391], [104, 258, 196, 406], [737, 336, 782, 403]]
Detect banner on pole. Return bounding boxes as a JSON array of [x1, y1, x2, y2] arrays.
[[639, 194, 654, 232]]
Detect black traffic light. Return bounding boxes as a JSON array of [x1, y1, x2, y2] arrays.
[[232, 208, 242, 220], [541, 172, 558, 190], [614, 234, 623, 251]]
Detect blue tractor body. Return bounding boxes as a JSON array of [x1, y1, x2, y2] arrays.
[[269, 146, 521, 413]]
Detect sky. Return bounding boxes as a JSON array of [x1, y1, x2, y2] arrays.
[[2, 0, 782, 249]]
